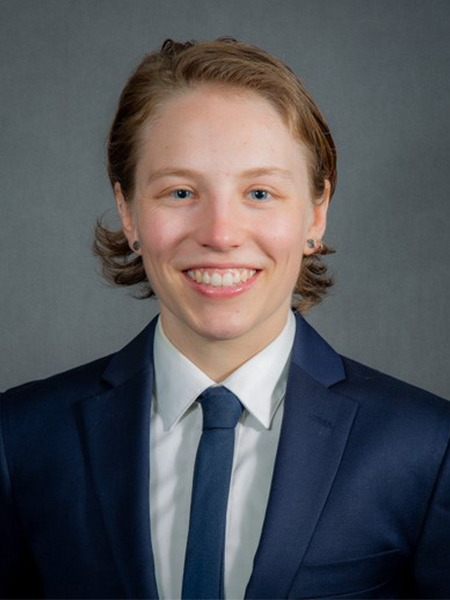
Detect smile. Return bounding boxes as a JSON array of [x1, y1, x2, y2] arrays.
[[186, 268, 258, 288]]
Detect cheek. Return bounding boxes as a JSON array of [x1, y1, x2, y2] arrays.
[[258, 212, 307, 262], [136, 210, 185, 258]]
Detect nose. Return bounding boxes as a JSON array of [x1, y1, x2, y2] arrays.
[[195, 194, 244, 251]]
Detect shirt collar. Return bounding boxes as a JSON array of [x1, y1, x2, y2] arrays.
[[153, 311, 296, 431]]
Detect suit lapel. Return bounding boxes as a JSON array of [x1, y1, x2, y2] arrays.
[[78, 318, 159, 599], [245, 314, 359, 599]]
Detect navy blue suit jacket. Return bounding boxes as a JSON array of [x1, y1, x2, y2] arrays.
[[1, 313, 450, 599]]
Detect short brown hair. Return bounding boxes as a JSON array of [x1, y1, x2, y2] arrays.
[[94, 37, 336, 312]]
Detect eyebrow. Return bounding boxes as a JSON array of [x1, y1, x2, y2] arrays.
[[145, 166, 295, 186]]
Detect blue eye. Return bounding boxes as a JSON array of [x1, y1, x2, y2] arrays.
[[249, 189, 270, 202], [171, 189, 193, 200]]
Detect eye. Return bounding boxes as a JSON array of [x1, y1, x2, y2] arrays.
[[170, 189, 194, 200], [249, 189, 271, 202]]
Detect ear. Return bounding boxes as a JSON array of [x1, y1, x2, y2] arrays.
[[114, 183, 140, 253], [304, 180, 331, 255]]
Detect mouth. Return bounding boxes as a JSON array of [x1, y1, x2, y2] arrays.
[[182, 267, 261, 297], [185, 267, 259, 288]]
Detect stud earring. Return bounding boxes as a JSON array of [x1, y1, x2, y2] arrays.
[[306, 239, 324, 252], [132, 240, 141, 252]]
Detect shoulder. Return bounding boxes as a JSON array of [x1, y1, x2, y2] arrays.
[[1, 353, 114, 415], [294, 313, 450, 421], [0, 354, 120, 472], [1, 316, 158, 437], [0, 355, 116, 478], [340, 355, 449, 411], [335, 355, 450, 450]]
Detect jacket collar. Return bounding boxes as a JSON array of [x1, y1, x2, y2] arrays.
[[245, 313, 357, 598], [101, 316, 159, 387], [101, 311, 345, 390], [290, 310, 346, 387], [79, 317, 160, 598]]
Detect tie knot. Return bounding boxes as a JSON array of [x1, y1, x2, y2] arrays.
[[198, 386, 243, 430]]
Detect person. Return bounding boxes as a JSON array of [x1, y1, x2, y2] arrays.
[[1, 37, 449, 600]]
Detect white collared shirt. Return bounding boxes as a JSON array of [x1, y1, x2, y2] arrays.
[[150, 311, 296, 599]]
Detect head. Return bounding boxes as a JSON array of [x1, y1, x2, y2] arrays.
[[94, 38, 337, 328]]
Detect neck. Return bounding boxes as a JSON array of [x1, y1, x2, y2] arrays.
[[160, 309, 290, 382]]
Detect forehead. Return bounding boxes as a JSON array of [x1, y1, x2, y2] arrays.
[[135, 85, 309, 178]]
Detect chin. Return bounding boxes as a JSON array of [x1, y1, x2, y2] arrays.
[[190, 312, 257, 343]]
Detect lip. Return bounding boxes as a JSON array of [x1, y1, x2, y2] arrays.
[[183, 264, 261, 272], [182, 269, 261, 298]]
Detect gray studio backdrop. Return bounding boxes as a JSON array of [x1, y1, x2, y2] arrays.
[[1, 0, 450, 399]]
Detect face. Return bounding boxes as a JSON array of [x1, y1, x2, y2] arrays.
[[116, 86, 329, 353]]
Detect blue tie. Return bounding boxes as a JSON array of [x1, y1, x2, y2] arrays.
[[182, 386, 243, 600]]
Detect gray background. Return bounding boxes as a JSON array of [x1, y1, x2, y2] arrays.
[[1, 0, 450, 399]]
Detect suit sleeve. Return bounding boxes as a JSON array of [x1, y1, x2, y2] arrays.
[[0, 392, 42, 599], [410, 435, 450, 598]]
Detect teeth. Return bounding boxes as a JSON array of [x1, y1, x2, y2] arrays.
[[211, 273, 222, 287], [186, 268, 257, 287], [222, 273, 233, 287]]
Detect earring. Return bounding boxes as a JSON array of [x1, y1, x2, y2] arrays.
[[306, 239, 324, 252], [132, 240, 141, 252]]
